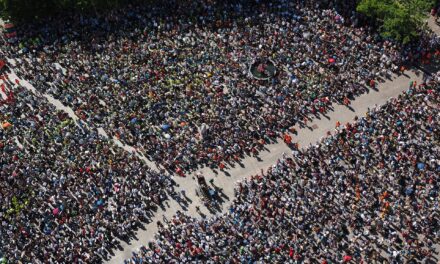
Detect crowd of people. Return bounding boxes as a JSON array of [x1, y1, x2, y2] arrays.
[[129, 81, 439, 263], [0, 75, 175, 262], [2, 0, 438, 173], [0, 0, 439, 263]]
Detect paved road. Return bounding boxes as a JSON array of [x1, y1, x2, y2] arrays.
[[427, 15, 440, 36]]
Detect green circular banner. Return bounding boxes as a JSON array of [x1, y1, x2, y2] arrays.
[[249, 59, 277, 80]]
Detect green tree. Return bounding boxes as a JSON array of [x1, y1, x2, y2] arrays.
[[357, 0, 435, 43], [0, 0, 58, 20], [0, 0, 132, 21]]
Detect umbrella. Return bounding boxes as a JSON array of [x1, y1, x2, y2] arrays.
[[161, 124, 171, 130], [328, 58, 336, 64], [343, 255, 352, 262], [417, 163, 425, 170], [130, 117, 138, 124], [2, 122, 12, 129], [290, 73, 297, 81], [96, 199, 104, 206], [52, 208, 60, 216]]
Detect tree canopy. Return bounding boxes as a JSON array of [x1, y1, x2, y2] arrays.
[[357, 0, 435, 43], [0, 0, 436, 44], [0, 0, 130, 21]]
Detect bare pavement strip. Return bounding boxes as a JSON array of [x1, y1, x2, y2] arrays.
[[2, 48, 430, 263], [3, 55, 432, 263], [106, 69, 428, 263], [1, 17, 436, 263]]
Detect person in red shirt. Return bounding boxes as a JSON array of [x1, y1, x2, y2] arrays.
[[283, 133, 292, 145]]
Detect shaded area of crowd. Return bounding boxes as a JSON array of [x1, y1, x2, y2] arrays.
[[130, 81, 439, 263], [0, 76, 174, 263], [2, 0, 439, 174]]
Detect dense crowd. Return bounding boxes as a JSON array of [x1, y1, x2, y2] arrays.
[[0, 75, 174, 262], [2, 0, 438, 173], [130, 81, 439, 263], [0, 0, 439, 263]]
